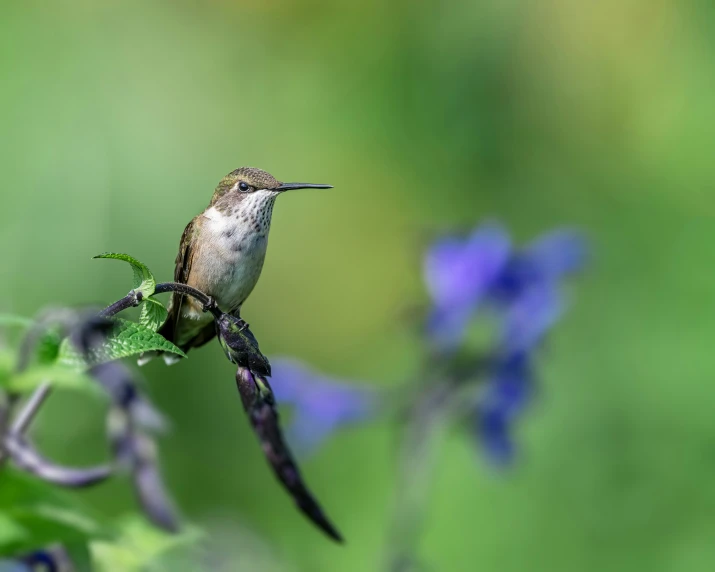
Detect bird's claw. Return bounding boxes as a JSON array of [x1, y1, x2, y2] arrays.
[[202, 296, 218, 313]]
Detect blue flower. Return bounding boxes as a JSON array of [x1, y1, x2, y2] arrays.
[[477, 352, 534, 464], [269, 223, 586, 465], [270, 359, 377, 455], [488, 228, 587, 353], [425, 223, 587, 463], [424, 222, 511, 348], [478, 228, 586, 463], [425, 223, 587, 352]]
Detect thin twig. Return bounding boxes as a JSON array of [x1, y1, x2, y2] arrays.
[[98, 290, 144, 318], [385, 382, 452, 571], [384, 380, 482, 571], [154, 282, 222, 318], [99, 283, 222, 320], [6, 436, 112, 487], [11, 382, 52, 436]]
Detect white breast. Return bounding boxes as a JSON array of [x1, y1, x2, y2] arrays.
[[196, 192, 277, 312]]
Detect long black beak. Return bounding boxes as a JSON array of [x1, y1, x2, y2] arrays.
[[275, 182, 333, 192]]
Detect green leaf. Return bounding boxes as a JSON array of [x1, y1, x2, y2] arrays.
[[0, 513, 29, 551], [57, 319, 185, 367], [35, 325, 64, 365], [139, 298, 168, 333], [0, 469, 111, 555], [0, 314, 32, 330], [64, 541, 94, 572], [6, 364, 103, 396], [0, 350, 16, 388], [91, 517, 201, 572], [94, 253, 156, 298]]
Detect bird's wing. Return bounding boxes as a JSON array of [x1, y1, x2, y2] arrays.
[[160, 218, 196, 344], [174, 217, 196, 284]]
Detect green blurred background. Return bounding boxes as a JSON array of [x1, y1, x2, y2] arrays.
[[2, 0, 715, 570]]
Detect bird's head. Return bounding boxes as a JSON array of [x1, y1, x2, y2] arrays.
[[210, 167, 332, 208]]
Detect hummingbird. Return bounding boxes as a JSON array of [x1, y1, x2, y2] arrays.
[[153, 167, 332, 364]]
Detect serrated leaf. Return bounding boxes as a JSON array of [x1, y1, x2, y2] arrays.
[[94, 253, 156, 298], [57, 319, 185, 368], [139, 298, 168, 333]]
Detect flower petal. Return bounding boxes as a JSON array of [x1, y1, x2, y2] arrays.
[[478, 408, 514, 465], [524, 228, 588, 279], [501, 283, 563, 354], [270, 359, 376, 455], [477, 353, 534, 464], [424, 223, 511, 346]]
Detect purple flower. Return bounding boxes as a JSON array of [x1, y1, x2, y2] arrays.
[[498, 282, 563, 354], [270, 359, 377, 455], [424, 222, 511, 348], [489, 228, 587, 353], [478, 353, 534, 464], [525, 228, 589, 278], [425, 223, 587, 352], [424, 223, 587, 463]]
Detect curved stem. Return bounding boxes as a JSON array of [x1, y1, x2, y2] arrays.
[[5, 436, 112, 487], [99, 283, 222, 320], [11, 382, 52, 435], [154, 282, 223, 318], [99, 290, 144, 318]]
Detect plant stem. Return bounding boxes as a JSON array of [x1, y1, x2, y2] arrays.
[[154, 282, 222, 318], [98, 290, 144, 318], [385, 380, 481, 572], [11, 382, 52, 435], [99, 283, 222, 319], [385, 381, 453, 571]]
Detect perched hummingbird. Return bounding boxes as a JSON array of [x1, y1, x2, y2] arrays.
[[154, 167, 331, 363]]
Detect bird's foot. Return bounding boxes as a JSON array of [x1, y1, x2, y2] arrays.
[[202, 296, 218, 313]]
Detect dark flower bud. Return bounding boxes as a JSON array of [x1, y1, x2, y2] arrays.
[[215, 314, 271, 377], [235, 366, 258, 410]]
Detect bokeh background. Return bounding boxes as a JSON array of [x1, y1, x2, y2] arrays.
[[2, 0, 715, 570]]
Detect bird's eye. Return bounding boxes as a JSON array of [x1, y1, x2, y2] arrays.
[[238, 182, 250, 192]]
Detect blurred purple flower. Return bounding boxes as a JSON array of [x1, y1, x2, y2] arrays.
[[268, 223, 586, 467], [488, 228, 587, 354], [425, 223, 587, 352], [270, 359, 377, 455], [477, 352, 534, 464], [467, 226, 586, 463], [0, 547, 69, 572], [424, 222, 511, 347]]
